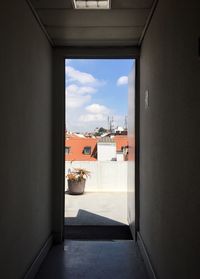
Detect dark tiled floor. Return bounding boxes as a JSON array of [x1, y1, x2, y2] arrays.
[[35, 240, 149, 279]]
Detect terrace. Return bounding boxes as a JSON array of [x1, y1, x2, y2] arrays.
[[65, 160, 132, 226]]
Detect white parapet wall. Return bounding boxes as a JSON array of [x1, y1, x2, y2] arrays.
[[65, 161, 128, 192]]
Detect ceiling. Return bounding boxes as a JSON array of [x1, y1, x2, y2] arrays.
[[29, 0, 155, 47]]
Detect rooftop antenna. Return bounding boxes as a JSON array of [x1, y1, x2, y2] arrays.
[[110, 116, 114, 132], [107, 116, 110, 131], [124, 115, 128, 130]]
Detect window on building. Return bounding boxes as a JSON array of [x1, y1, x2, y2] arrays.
[[83, 146, 91, 155], [65, 146, 71, 154]]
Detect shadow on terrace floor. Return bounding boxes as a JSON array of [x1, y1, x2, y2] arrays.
[[64, 209, 133, 240], [65, 209, 125, 226]]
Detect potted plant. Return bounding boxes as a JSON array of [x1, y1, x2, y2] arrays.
[[66, 168, 90, 195]]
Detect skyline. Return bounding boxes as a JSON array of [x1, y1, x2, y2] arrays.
[[65, 59, 135, 132]]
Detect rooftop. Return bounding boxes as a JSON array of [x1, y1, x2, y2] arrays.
[[65, 133, 130, 161], [98, 136, 115, 143]]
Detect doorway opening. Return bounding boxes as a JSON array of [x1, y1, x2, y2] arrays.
[[64, 59, 135, 239]]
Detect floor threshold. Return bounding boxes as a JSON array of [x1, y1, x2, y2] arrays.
[[64, 225, 133, 240]]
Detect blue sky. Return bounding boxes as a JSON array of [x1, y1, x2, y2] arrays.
[[65, 59, 135, 132]]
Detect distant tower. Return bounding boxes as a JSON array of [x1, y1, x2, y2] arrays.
[[124, 115, 128, 131], [108, 116, 114, 132], [110, 116, 114, 132], [107, 116, 110, 131]]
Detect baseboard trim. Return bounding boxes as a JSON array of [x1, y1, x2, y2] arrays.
[[24, 234, 53, 279], [127, 215, 135, 240], [137, 232, 157, 279]]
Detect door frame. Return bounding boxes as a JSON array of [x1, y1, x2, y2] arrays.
[[52, 47, 140, 242]]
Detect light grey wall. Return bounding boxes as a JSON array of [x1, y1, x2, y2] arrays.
[[140, 0, 200, 278], [0, 1, 53, 278]]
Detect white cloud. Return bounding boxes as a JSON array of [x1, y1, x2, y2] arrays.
[[65, 59, 71, 65], [66, 84, 77, 94], [79, 86, 96, 94], [117, 76, 128, 86], [66, 84, 96, 95], [78, 103, 110, 125], [85, 104, 110, 114], [66, 104, 126, 132], [66, 95, 91, 108], [66, 84, 97, 109], [79, 113, 106, 122], [66, 66, 97, 84]]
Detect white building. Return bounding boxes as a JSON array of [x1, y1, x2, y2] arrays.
[[116, 151, 124, 161], [97, 137, 116, 161]]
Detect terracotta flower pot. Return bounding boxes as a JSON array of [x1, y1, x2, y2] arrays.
[[68, 179, 86, 195]]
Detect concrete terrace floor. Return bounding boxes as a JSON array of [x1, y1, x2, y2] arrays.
[[65, 192, 128, 226]]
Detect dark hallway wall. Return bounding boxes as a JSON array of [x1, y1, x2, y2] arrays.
[[140, 0, 200, 278], [0, 1, 53, 278]]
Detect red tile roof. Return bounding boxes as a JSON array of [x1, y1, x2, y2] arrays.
[[65, 134, 131, 161], [65, 136, 97, 161], [113, 135, 128, 151]]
